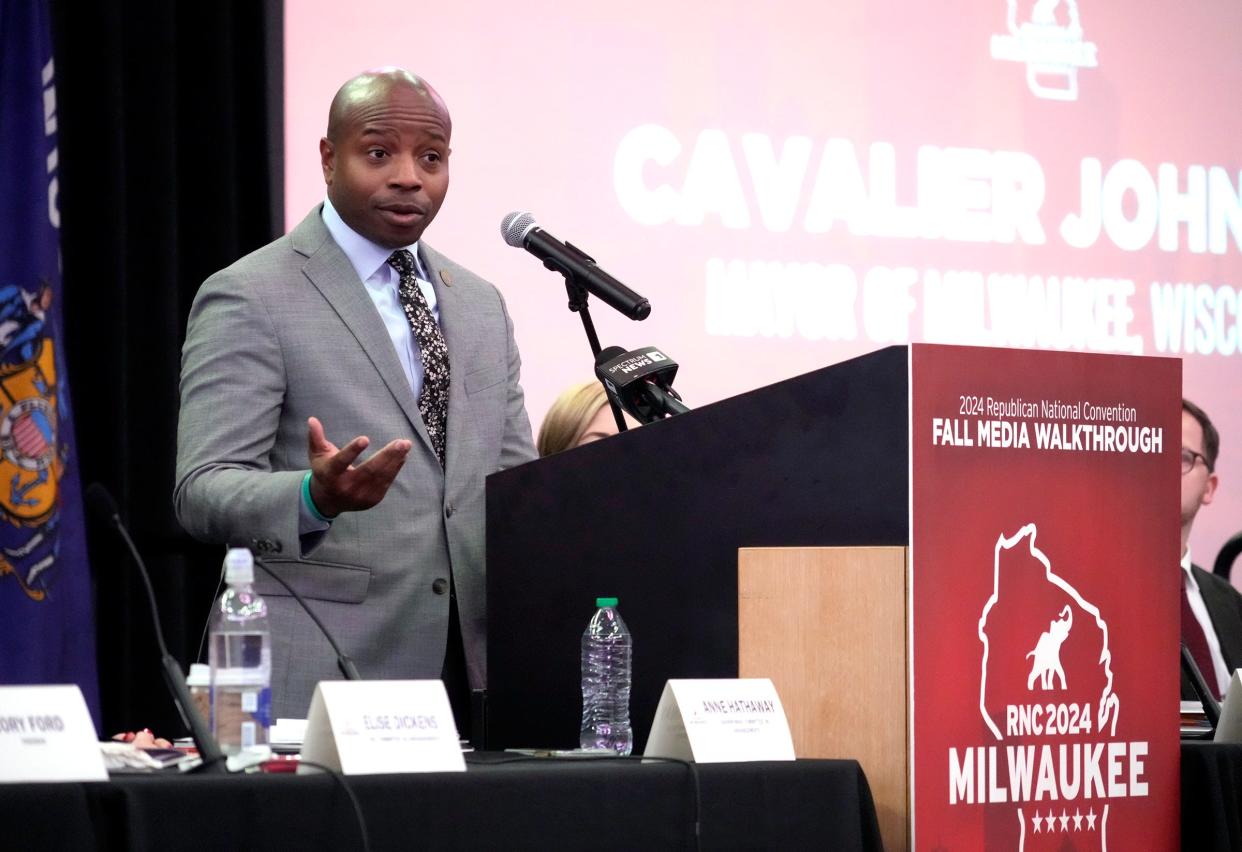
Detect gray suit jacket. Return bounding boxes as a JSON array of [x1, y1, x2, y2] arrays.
[[175, 206, 536, 718]]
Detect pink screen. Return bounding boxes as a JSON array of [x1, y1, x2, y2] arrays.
[[285, 0, 1242, 569]]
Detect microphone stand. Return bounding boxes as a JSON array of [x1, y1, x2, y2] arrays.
[[563, 277, 628, 434], [1181, 642, 1220, 734], [252, 555, 361, 681], [107, 518, 227, 773]]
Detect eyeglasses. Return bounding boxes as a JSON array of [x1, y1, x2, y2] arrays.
[[1181, 448, 1211, 475]]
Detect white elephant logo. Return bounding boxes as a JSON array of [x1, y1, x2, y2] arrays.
[[1026, 605, 1073, 690]]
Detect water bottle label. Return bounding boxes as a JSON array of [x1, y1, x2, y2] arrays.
[[254, 687, 272, 730]]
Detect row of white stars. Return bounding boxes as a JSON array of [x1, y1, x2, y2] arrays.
[[1030, 807, 1098, 833]]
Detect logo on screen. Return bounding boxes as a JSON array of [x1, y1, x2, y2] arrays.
[[990, 0, 1099, 101]]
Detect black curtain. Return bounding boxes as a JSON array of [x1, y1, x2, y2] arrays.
[[49, 0, 282, 736]]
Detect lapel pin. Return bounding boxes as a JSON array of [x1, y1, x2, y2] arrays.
[[439, 269, 453, 287]]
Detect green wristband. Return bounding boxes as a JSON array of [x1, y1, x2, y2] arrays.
[[302, 471, 333, 522]]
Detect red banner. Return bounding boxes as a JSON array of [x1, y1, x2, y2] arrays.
[[911, 344, 1180, 850]]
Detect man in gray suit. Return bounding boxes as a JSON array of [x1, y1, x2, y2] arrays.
[[175, 69, 536, 723]]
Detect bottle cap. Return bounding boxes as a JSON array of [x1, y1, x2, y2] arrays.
[[224, 547, 255, 585], [187, 663, 210, 687], [595, 596, 618, 608]]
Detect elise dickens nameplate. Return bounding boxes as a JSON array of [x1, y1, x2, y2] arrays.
[[644, 678, 796, 763], [299, 680, 465, 775]]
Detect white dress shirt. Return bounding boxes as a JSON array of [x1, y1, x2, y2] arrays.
[[1182, 549, 1232, 696], [321, 197, 440, 400]]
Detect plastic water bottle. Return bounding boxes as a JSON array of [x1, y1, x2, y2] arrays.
[[209, 548, 272, 755], [580, 596, 633, 755], [186, 662, 211, 731]]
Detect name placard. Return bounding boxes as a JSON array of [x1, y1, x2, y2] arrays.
[[644, 678, 795, 763], [299, 680, 465, 774], [1215, 671, 1242, 744], [0, 685, 107, 783]]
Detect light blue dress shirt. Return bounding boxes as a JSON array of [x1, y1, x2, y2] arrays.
[[321, 197, 440, 398], [299, 199, 444, 531]]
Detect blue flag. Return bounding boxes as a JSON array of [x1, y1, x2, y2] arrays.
[[0, 0, 100, 728]]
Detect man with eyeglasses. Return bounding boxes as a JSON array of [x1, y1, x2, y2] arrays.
[[1180, 399, 1242, 699]]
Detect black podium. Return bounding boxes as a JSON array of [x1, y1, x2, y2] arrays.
[[484, 345, 909, 751]]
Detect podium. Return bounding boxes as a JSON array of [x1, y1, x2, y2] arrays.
[[486, 345, 909, 749], [486, 344, 1181, 851]]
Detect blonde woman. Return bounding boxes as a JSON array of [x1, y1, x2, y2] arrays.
[[537, 381, 631, 456]]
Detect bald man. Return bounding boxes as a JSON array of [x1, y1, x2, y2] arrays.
[[176, 69, 536, 725]]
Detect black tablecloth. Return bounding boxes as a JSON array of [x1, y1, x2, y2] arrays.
[[3, 755, 882, 851], [12, 741, 1236, 850], [1182, 741, 1242, 852]]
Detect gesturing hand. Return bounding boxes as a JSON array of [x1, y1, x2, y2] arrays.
[[306, 416, 412, 517]]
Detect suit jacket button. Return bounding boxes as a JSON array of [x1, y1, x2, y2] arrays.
[[432, 578, 448, 595], [444, 502, 454, 518]]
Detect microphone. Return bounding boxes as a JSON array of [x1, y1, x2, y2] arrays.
[[85, 483, 227, 773], [1181, 642, 1221, 731], [500, 211, 651, 320], [234, 541, 361, 681], [595, 345, 691, 424]]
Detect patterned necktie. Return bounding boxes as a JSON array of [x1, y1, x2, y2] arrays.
[[387, 249, 450, 467]]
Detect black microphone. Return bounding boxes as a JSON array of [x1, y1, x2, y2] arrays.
[[501, 211, 651, 320], [1181, 642, 1221, 732], [595, 345, 691, 424], [235, 542, 361, 681], [85, 483, 227, 773]]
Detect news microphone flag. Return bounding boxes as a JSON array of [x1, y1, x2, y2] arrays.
[[0, 0, 100, 728]]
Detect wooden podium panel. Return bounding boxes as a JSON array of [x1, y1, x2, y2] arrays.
[[739, 546, 908, 852]]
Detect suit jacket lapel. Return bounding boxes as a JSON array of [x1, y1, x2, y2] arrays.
[[421, 243, 479, 480], [1195, 564, 1242, 670], [290, 208, 431, 450]]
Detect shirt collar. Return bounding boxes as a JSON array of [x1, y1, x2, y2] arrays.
[[322, 197, 423, 283], [1182, 548, 1197, 589]]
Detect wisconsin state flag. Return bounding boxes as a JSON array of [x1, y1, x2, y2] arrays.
[[0, 0, 100, 728]]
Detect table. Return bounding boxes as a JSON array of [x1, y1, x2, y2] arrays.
[[7, 742, 1241, 849], [1182, 741, 1242, 852], [3, 754, 882, 851]]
